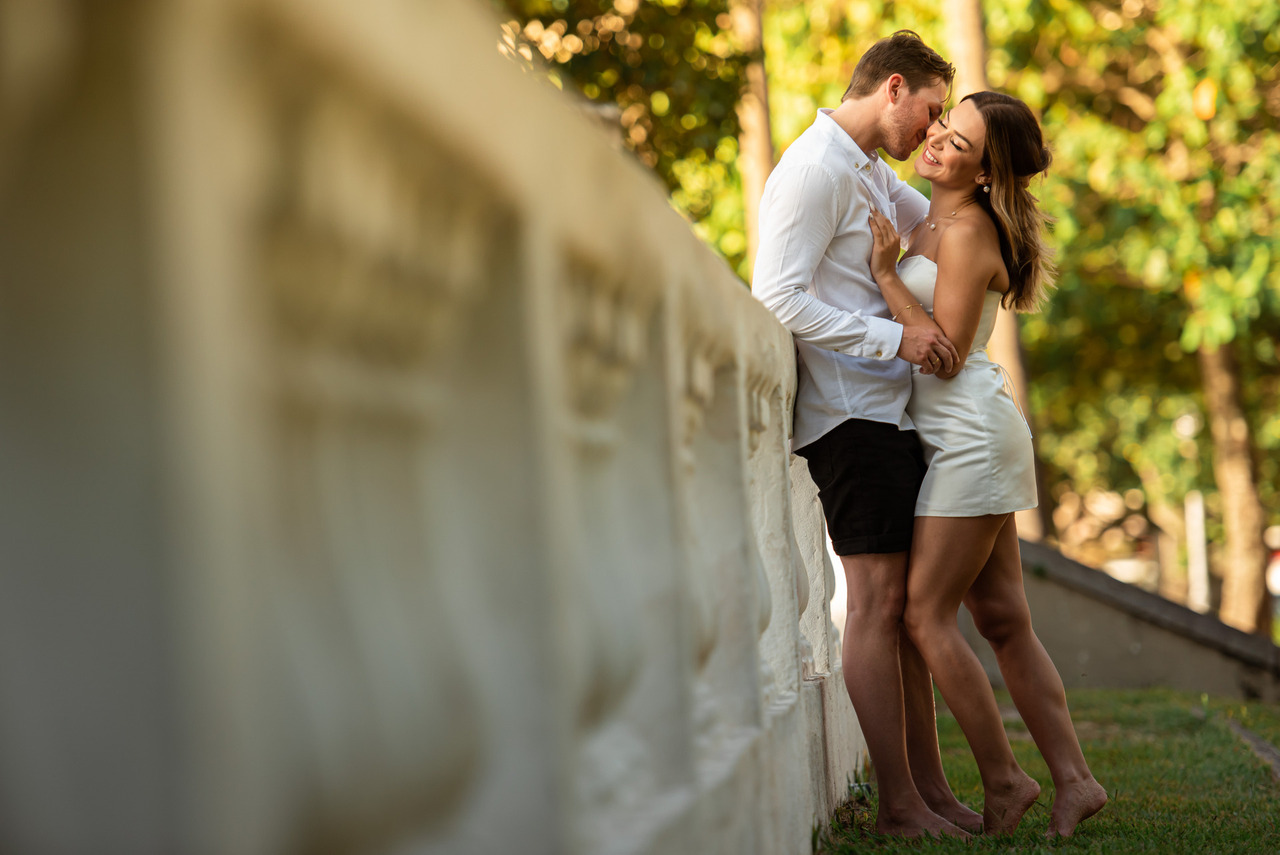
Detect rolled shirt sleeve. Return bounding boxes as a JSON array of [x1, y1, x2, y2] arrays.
[[751, 163, 902, 361]]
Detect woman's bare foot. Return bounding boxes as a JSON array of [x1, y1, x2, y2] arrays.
[[1046, 778, 1107, 838], [876, 805, 972, 839], [983, 773, 1041, 834]]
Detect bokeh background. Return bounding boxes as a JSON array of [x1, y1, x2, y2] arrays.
[[495, 0, 1280, 640]]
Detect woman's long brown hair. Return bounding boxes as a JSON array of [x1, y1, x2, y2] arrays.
[[964, 91, 1055, 312]]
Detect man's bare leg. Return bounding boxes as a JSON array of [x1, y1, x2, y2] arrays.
[[899, 628, 984, 832], [840, 552, 967, 838]]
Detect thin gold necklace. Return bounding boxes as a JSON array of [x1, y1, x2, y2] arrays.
[[923, 201, 974, 230], [922, 210, 956, 230]]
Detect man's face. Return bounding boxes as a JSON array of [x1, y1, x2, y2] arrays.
[[882, 77, 947, 161]]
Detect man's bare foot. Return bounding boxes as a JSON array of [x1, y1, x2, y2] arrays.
[[876, 806, 972, 839], [922, 794, 983, 833], [983, 773, 1040, 834], [1046, 778, 1107, 838]]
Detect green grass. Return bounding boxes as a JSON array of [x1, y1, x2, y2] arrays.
[[820, 688, 1280, 853], [1204, 694, 1280, 755]]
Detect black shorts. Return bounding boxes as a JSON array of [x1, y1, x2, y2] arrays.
[[796, 419, 925, 555]]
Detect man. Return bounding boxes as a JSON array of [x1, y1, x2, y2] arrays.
[[752, 31, 976, 838]]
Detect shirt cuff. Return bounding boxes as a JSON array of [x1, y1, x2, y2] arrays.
[[859, 316, 903, 360]]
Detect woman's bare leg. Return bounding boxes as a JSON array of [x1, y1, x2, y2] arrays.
[[902, 513, 1040, 834], [964, 518, 1107, 837]]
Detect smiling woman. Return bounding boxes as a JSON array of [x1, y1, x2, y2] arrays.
[[866, 90, 1108, 837], [914, 103, 988, 230]]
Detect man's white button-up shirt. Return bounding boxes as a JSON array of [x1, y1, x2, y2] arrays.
[[752, 109, 929, 451]]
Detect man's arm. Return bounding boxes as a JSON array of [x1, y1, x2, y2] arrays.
[[751, 163, 902, 360]]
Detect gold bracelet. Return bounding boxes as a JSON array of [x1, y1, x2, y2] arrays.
[[893, 303, 923, 322]]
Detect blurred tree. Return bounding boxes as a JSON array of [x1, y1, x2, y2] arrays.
[[497, 0, 752, 272], [1201, 343, 1269, 632], [757, 0, 1280, 633], [729, 0, 774, 266], [944, 0, 988, 98], [989, 0, 1279, 635], [495, 0, 1280, 633]]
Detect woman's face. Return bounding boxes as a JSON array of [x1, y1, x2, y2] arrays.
[[914, 99, 988, 189]]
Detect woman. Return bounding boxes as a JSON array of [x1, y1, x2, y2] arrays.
[[867, 91, 1107, 837]]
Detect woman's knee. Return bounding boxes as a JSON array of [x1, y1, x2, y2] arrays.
[[969, 601, 1031, 647], [901, 597, 950, 642]]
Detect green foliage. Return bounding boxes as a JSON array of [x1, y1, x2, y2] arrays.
[[497, 0, 749, 270], [494, 0, 1280, 540], [670, 134, 750, 274], [760, 1, 1280, 535], [762, 1, 867, 147], [987, 1, 1280, 529], [762, 0, 941, 189]]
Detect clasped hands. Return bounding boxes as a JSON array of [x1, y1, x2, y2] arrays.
[[868, 208, 959, 378]]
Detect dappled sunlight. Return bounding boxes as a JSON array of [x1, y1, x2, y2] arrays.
[[497, 0, 1280, 633]]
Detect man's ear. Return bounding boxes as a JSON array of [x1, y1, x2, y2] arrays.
[[885, 73, 905, 104]]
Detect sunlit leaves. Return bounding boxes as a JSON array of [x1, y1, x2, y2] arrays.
[[992, 0, 1280, 532], [498, 0, 746, 197], [757, 0, 1280, 538], [494, 0, 1280, 533]]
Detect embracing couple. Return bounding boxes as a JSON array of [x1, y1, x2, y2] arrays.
[[752, 31, 1107, 839]]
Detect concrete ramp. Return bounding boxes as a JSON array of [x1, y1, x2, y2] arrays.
[[962, 540, 1280, 702]]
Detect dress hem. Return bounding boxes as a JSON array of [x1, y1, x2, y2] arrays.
[[913, 502, 1038, 518]]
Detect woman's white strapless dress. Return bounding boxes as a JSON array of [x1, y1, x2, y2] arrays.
[[898, 255, 1038, 517]]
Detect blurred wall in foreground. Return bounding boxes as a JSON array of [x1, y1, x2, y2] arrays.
[[0, 0, 861, 852]]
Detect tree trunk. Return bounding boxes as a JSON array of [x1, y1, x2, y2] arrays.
[[942, 0, 1050, 540], [1198, 341, 1272, 635], [944, 0, 988, 100], [730, 0, 773, 269], [1137, 461, 1188, 605]]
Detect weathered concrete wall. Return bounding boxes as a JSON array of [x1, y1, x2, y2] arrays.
[[963, 541, 1280, 702], [0, 1, 861, 853]]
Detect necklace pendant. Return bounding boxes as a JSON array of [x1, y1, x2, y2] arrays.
[[928, 223, 936, 230]]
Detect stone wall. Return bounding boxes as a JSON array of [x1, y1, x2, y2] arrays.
[[0, 1, 862, 852]]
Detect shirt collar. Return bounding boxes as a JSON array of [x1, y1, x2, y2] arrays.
[[817, 108, 879, 174]]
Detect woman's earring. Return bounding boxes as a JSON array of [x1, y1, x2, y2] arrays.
[[983, 184, 990, 193]]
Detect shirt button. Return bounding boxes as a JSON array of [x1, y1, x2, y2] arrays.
[[875, 350, 883, 357]]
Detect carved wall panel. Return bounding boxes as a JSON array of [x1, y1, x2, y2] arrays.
[[674, 336, 764, 781], [254, 39, 503, 381], [555, 255, 697, 855], [245, 29, 520, 849], [561, 255, 657, 454], [743, 321, 812, 699], [270, 405, 484, 851], [0, 0, 866, 850]]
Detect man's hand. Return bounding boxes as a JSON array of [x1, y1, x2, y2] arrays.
[[897, 325, 960, 376]]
